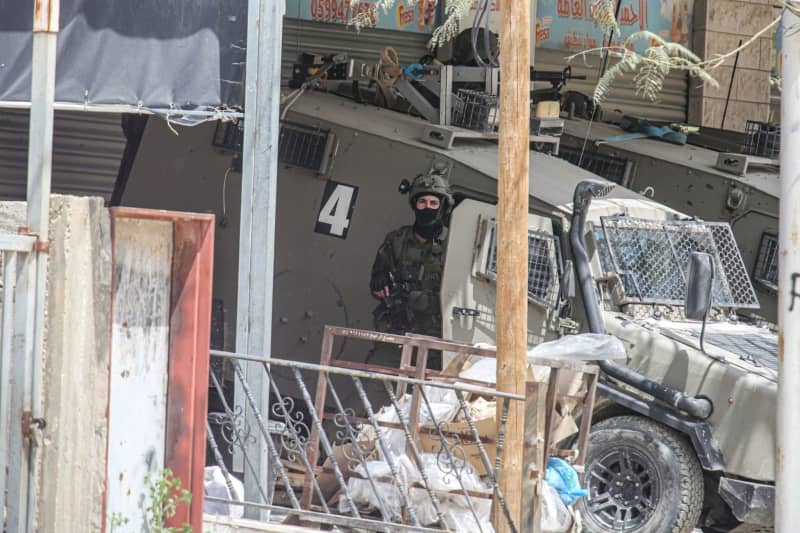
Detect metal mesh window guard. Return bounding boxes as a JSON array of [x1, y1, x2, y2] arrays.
[[278, 121, 331, 171], [743, 120, 780, 158], [451, 90, 499, 132], [555, 145, 631, 185], [483, 224, 560, 309], [753, 232, 779, 292], [597, 216, 759, 308]]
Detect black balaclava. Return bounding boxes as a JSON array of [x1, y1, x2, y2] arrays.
[[413, 198, 445, 240]]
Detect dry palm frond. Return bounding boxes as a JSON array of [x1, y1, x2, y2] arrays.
[[592, 0, 621, 36], [634, 46, 670, 101], [571, 13, 721, 104], [594, 50, 640, 102], [429, 0, 472, 48]]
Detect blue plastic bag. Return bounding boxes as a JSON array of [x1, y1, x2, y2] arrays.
[[545, 457, 588, 506]]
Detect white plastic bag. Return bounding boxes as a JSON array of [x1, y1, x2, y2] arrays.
[[203, 466, 245, 518], [408, 454, 493, 526], [540, 480, 573, 532], [342, 459, 405, 520], [458, 357, 498, 384], [528, 333, 626, 362]]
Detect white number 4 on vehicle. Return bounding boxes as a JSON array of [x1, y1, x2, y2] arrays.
[[315, 180, 358, 239]]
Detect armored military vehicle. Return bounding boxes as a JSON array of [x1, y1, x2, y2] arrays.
[[271, 83, 776, 532], [556, 117, 780, 327]]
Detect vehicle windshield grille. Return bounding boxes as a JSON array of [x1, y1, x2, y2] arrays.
[[596, 217, 760, 308]]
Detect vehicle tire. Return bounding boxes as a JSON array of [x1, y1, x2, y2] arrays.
[[576, 415, 703, 533]]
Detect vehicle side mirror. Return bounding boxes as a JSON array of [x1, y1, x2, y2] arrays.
[[685, 252, 714, 321], [562, 260, 576, 299]]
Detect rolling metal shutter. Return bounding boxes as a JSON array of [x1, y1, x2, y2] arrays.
[[534, 47, 688, 123], [0, 110, 126, 202], [279, 19, 687, 122], [281, 18, 431, 80]]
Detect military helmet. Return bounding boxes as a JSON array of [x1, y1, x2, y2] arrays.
[[406, 166, 454, 210]]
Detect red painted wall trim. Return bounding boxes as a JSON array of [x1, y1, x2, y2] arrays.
[[110, 208, 215, 532]]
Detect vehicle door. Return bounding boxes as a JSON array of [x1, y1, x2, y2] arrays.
[[441, 199, 561, 360]]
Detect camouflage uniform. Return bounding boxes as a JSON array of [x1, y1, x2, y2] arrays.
[[370, 224, 448, 338], [367, 167, 453, 370]]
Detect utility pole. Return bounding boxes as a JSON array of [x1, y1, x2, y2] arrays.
[[775, 3, 799, 531], [6, 1, 59, 532], [495, 0, 531, 530], [235, 0, 284, 519]]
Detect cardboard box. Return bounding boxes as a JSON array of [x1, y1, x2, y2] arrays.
[[418, 414, 497, 477]]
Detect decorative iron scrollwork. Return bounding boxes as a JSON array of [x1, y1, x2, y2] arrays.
[[208, 407, 255, 456]]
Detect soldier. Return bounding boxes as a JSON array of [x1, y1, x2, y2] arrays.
[[367, 168, 453, 370]]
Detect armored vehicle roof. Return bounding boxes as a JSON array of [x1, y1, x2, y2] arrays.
[[562, 118, 779, 198], [288, 91, 644, 211]]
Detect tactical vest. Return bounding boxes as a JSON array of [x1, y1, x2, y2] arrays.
[[377, 225, 447, 335]]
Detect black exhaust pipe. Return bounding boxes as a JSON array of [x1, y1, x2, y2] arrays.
[[570, 180, 713, 420]]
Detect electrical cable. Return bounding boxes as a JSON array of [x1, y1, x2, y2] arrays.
[[471, 0, 489, 67], [221, 166, 233, 226]]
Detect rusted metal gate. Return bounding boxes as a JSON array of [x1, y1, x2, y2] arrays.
[[0, 232, 37, 532], [206, 326, 599, 532]]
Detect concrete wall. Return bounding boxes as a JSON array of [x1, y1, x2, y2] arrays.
[[0, 196, 112, 533], [121, 120, 239, 351], [689, 0, 776, 130]]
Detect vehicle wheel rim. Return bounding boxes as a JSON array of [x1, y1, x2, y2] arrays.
[[585, 447, 661, 531]]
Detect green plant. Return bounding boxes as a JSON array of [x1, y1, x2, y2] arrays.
[[110, 512, 129, 532], [144, 468, 193, 533]]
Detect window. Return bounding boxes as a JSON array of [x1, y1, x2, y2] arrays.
[[482, 223, 560, 309], [753, 233, 779, 292], [278, 121, 335, 173]]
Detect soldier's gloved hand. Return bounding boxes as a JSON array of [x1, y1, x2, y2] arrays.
[[370, 273, 392, 299]]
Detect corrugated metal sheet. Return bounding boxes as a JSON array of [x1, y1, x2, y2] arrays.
[[535, 48, 688, 122], [281, 18, 431, 79], [0, 110, 126, 202]]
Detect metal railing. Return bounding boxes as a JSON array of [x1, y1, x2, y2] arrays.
[[205, 327, 599, 532], [0, 233, 37, 531]]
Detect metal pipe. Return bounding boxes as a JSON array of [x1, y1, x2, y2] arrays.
[[352, 377, 421, 526], [453, 389, 515, 529], [325, 375, 393, 523], [204, 496, 449, 533], [14, 1, 60, 531], [208, 368, 272, 506], [235, 0, 283, 514], [720, 39, 743, 130], [210, 349, 525, 401], [776, 5, 800, 530], [0, 252, 18, 512], [569, 180, 713, 420], [0, 100, 243, 118], [381, 381, 446, 525]]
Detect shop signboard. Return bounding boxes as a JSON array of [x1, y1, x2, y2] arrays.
[[459, 0, 693, 53], [284, 0, 438, 33]]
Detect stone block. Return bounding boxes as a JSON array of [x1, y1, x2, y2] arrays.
[[701, 66, 771, 103], [701, 32, 763, 69], [702, 98, 769, 130], [26, 195, 113, 533], [703, 0, 775, 35]]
